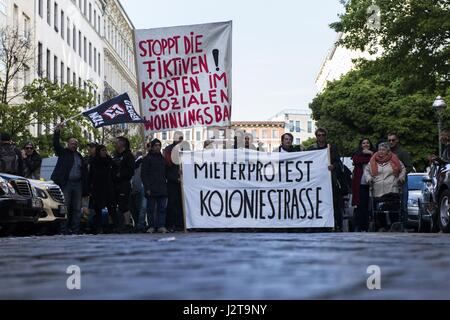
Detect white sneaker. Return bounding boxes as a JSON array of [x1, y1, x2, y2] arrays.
[[157, 227, 168, 234], [146, 228, 155, 234]]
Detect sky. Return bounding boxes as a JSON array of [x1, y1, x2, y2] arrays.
[[121, 0, 345, 121]]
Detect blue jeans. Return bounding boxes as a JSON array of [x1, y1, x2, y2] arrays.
[[62, 181, 82, 233], [131, 189, 146, 230], [146, 196, 167, 229]]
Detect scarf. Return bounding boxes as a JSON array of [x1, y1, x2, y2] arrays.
[[370, 151, 401, 177]]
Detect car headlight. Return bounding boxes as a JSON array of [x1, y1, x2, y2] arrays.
[[35, 187, 48, 199], [0, 177, 9, 195]]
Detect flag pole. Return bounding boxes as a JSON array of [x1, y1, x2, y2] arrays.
[[62, 112, 83, 125]]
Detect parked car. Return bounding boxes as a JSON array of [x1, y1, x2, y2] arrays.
[[419, 162, 450, 233], [28, 179, 67, 234], [406, 173, 428, 230], [0, 173, 43, 236]]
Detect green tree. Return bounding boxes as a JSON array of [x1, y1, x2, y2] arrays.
[[310, 64, 450, 170], [0, 78, 99, 157], [330, 0, 450, 93]]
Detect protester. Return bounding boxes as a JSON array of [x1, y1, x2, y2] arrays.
[[388, 133, 413, 173], [111, 136, 135, 233], [274, 133, 302, 152], [21, 142, 41, 179], [81, 142, 97, 231], [351, 138, 375, 232], [142, 139, 168, 233], [0, 133, 23, 176], [164, 131, 187, 232], [130, 151, 146, 232], [307, 128, 344, 231], [429, 129, 450, 162], [388, 133, 413, 226], [88, 145, 114, 234], [364, 142, 406, 231], [243, 133, 258, 150], [51, 123, 86, 234]]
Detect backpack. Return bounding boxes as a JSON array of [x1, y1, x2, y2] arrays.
[[0, 144, 19, 174]]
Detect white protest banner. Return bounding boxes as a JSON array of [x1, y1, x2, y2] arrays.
[[134, 21, 232, 133], [181, 149, 335, 229]]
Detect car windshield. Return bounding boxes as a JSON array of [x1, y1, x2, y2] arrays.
[[408, 175, 426, 190]]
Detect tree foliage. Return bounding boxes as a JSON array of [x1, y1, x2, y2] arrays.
[[331, 0, 450, 92], [310, 0, 450, 171]]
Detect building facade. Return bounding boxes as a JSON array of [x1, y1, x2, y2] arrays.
[[0, 0, 141, 141], [230, 121, 285, 152], [315, 32, 381, 93], [102, 0, 138, 134], [268, 109, 316, 145]]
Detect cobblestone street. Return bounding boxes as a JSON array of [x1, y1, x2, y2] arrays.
[[1, 232, 450, 299]]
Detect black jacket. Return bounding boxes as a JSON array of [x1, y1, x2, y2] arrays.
[[23, 151, 42, 179], [0, 144, 24, 176], [141, 151, 168, 197], [89, 156, 114, 208], [111, 149, 135, 192], [307, 143, 344, 193], [164, 143, 180, 184], [50, 130, 86, 188]]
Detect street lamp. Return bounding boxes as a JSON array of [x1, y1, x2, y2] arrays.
[[433, 96, 447, 156]]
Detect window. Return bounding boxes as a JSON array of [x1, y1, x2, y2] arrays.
[[295, 121, 300, 133], [98, 52, 101, 75], [60, 11, 64, 39], [262, 129, 268, 139], [23, 14, 30, 40], [185, 131, 191, 141], [38, 42, 43, 77], [289, 120, 294, 132], [83, 37, 87, 62], [89, 42, 92, 66], [162, 132, 167, 140], [38, 0, 43, 18], [73, 72, 76, 86], [88, 3, 92, 22], [83, 0, 86, 15], [47, 0, 51, 25], [54, 2, 58, 32], [23, 65, 30, 86], [60, 61, 64, 84], [13, 5, 18, 30], [272, 129, 279, 139], [251, 129, 257, 138], [98, 16, 100, 33], [72, 26, 76, 51], [53, 55, 58, 83], [0, 0, 6, 15], [94, 47, 96, 71], [94, 9, 96, 29], [46, 49, 51, 79], [78, 31, 82, 56], [307, 121, 312, 133], [98, 94, 100, 104], [67, 67, 70, 86], [78, 77, 81, 89], [196, 131, 201, 141], [66, 18, 70, 45], [296, 138, 301, 145]]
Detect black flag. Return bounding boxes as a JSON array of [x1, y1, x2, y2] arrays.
[[82, 93, 145, 128]]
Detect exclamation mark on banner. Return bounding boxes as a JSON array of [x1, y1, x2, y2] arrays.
[[212, 49, 220, 71]]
